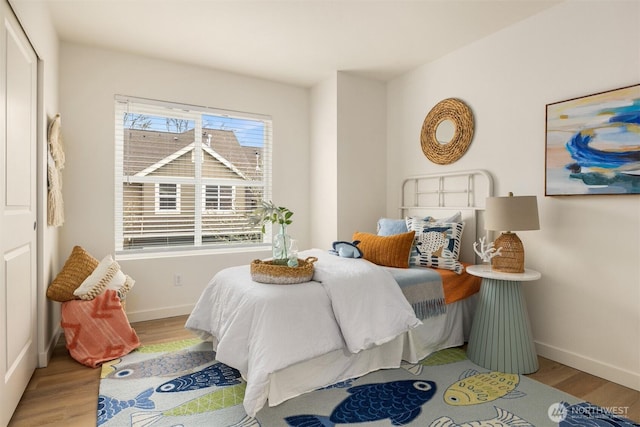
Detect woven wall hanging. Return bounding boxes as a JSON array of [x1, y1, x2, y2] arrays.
[[420, 98, 474, 165], [47, 113, 65, 227]]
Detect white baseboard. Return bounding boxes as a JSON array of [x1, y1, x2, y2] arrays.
[[535, 341, 640, 391], [126, 304, 195, 324], [38, 326, 61, 368]]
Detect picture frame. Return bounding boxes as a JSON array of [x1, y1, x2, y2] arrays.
[[545, 84, 640, 196]]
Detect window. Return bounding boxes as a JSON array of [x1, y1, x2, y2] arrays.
[[115, 96, 272, 255], [204, 185, 234, 212], [156, 183, 180, 213]]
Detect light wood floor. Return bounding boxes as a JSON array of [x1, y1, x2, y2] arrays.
[[8, 315, 640, 426]]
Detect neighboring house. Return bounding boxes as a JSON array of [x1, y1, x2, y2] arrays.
[[122, 127, 263, 249]]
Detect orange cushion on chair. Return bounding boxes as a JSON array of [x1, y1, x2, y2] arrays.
[[61, 289, 140, 368]]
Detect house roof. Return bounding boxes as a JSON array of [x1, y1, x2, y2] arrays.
[[206, 129, 262, 179], [124, 128, 261, 180]]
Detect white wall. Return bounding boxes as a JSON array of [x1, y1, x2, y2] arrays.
[[8, 0, 61, 366], [59, 43, 310, 322], [387, 0, 640, 390], [337, 73, 387, 238], [310, 72, 387, 249], [310, 76, 338, 249]]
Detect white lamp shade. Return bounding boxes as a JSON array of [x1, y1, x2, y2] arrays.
[[485, 194, 539, 232]]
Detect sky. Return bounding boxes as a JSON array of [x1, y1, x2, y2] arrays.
[[125, 112, 265, 147]]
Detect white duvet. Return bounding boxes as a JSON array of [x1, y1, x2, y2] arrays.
[[185, 248, 421, 417]]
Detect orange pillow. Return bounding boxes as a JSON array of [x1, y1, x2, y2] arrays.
[[352, 231, 415, 268]]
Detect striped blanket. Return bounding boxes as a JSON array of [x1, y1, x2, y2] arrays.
[[387, 264, 481, 319]]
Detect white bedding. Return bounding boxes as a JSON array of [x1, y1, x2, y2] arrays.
[[265, 293, 477, 408], [311, 249, 422, 352], [185, 249, 422, 417]]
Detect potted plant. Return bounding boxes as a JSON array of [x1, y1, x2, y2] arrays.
[[249, 201, 295, 265]]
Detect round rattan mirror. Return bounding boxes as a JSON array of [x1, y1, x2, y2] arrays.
[[420, 98, 474, 165]]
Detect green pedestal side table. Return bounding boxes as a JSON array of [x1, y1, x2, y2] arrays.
[[466, 264, 541, 374]]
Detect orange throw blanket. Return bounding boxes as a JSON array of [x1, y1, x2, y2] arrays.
[[439, 263, 482, 304], [61, 289, 140, 368]]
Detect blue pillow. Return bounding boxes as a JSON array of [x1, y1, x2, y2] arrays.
[[377, 218, 408, 236]]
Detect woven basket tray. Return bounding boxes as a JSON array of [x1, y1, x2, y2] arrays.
[[250, 256, 317, 285]]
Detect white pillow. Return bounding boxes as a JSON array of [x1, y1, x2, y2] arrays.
[[424, 211, 462, 224], [73, 255, 134, 300]]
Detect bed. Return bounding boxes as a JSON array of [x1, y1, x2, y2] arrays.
[[185, 169, 494, 418]]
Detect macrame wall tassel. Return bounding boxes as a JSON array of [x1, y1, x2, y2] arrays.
[[48, 113, 65, 169], [47, 113, 65, 227], [47, 151, 64, 227]]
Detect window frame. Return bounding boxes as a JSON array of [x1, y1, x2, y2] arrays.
[[114, 95, 272, 257]]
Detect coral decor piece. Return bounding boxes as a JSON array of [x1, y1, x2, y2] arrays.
[[473, 237, 502, 263]]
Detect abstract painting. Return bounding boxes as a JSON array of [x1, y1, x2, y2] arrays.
[[545, 84, 640, 195]]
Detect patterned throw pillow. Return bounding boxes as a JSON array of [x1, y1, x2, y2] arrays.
[[73, 255, 135, 301], [377, 213, 462, 237], [406, 217, 465, 274]]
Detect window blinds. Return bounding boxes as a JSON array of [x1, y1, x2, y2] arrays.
[[114, 95, 272, 254]]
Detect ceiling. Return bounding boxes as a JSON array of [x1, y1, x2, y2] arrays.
[[36, 0, 561, 87]]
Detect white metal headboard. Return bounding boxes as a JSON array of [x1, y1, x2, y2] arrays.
[[399, 170, 494, 264]]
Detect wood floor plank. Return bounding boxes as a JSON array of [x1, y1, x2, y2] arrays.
[[555, 370, 610, 396], [527, 357, 580, 386], [581, 381, 640, 422], [8, 315, 640, 425]]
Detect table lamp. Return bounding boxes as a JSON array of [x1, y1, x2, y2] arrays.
[[484, 192, 539, 273]]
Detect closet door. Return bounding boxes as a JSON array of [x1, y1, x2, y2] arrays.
[[0, 1, 38, 425]]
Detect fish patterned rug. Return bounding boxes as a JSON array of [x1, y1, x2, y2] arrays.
[[98, 339, 639, 427]]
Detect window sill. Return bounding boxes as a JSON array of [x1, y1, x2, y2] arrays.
[[115, 244, 270, 261]]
